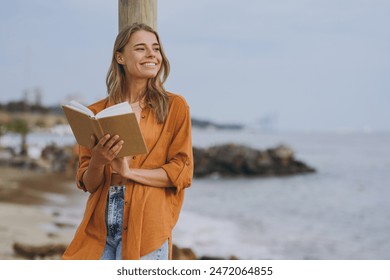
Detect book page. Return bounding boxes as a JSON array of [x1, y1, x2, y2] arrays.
[[96, 101, 133, 118], [63, 100, 95, 117]]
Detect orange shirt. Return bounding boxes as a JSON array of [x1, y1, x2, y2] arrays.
[[62, 93, 193, 260]]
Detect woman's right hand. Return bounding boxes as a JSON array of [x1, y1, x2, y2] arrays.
[[89, 134, 124, 167]]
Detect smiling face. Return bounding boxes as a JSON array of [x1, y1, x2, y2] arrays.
[[116, 30, 162, 81]]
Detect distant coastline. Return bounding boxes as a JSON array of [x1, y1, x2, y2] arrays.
[[0, 99, 243, 131], [191, 118, 243, 130]]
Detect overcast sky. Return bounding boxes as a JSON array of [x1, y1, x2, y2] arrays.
[[1, 0, 389, 132]]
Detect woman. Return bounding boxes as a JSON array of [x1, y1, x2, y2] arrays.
[[62, 23, 193, 260]]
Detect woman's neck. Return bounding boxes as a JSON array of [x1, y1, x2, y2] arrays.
[[125, 78, 147, 103]]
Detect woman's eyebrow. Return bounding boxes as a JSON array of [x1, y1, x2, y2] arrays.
[[133, 42, 159, 47]]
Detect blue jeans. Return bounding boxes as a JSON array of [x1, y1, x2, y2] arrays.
[[100, 186, 169, 260]]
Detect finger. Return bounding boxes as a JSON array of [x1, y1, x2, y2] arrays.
[[110, 140, 124, 156], [98, 134, 111, 147], [106, 135, 120, 149]]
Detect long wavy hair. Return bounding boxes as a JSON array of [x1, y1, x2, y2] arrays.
[[106, 23, 170, 123]]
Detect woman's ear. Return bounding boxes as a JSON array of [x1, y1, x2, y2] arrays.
[[115, 52, 124, 65]]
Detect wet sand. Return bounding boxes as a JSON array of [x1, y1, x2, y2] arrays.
[[0, 167, 83, 259]]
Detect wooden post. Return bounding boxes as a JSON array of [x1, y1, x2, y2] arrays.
[[118, 0, 157, 32]]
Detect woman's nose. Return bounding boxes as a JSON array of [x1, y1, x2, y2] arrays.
[[146, 47, 156, 57]]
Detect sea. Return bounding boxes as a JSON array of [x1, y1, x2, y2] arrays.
[[2, 127, 390, 260], [175, 128, 390, 260]]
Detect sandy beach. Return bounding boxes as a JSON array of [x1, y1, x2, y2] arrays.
[[0, 166, 82, 259]]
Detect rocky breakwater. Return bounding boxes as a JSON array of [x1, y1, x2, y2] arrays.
[[193, 143, 315, 177]]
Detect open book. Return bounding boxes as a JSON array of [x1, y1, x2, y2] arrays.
[[62, 100, 148, 157]]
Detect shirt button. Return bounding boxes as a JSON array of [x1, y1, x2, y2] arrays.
[[123, 226, 128, 231], [186, 160, 190, 166], [125, 201, 129, 207], [141, 115, 145, 119], [132, 156, 136, 160]]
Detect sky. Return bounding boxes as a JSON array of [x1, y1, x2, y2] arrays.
[[0, 0, 389, 132]]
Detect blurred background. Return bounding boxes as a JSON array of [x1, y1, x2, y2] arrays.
[[0, 0, 389, 260]]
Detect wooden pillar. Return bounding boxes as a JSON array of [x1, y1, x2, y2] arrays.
[[118, 0, 157, 32]]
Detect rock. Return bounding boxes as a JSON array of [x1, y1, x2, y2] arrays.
[[193, 143, 315, 177], [172, 244, 197, 260], [199, 256, 223, 260], [41, 144, 72, 172], [13, 242, 67, 259], [268, 145, 294, 166], [200, 255, 239, 260]]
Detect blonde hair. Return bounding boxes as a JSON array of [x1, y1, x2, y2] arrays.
[[106, 23, 170, 123]]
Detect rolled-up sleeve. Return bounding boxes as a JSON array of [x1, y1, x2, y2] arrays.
[[161, 98, 193, 192], [76, 144, 108, 192], [75, 145, 90, 191]]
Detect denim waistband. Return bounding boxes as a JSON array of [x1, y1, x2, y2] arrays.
[[109, 185, 126, 194]]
